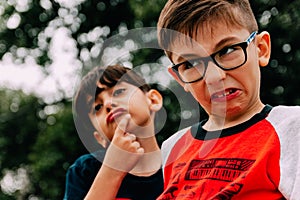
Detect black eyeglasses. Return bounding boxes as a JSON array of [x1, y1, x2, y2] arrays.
[[171, 31, 257, 83]]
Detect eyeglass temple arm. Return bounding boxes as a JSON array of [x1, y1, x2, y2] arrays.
[[168, 65, 185, 87], [247, 31, 258, 44]]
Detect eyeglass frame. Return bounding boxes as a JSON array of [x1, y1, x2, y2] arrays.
[[171, 31, 258, 83]]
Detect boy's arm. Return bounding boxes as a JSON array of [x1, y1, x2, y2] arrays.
[[85, 115, 144, 200], [267, 106, 300, 199]]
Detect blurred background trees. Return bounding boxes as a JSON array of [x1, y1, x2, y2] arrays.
[[0, 0, 299, 199]]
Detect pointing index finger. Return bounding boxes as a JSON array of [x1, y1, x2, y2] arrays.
[[115, 114, 131, 136]]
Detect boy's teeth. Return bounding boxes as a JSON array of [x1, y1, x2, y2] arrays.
[[214, 89, 235, 98]]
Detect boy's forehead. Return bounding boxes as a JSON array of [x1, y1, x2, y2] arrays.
[[169, 23, 249, 61], [95, 81, 135, 96]]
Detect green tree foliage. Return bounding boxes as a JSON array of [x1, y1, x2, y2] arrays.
[[251, 0, 300, 105], [0, 90, 87, 199], [27, 100, 87, 199], [0, 90, 42, 199], [0, 0, 299, 199]]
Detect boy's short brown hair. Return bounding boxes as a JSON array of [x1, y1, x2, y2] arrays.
[[157, 0, 258, 56]]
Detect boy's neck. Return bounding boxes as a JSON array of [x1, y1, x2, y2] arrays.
[[204, 102, 265, 131], [130, 128, 161, 176], [129, 147, 162, 176], [137, 136, 160, 152], [131, 121, 159, 152]]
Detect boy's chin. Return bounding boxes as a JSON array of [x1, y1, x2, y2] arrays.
[[112, 116, 155, 138], [210, 102, 227, 116], [128, 122, 156, 139]]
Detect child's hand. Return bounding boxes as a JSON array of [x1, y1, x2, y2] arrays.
[[103, 114, 144, 172]]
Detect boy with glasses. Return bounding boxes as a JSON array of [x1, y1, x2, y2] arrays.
[[157, 0, 300, 199]]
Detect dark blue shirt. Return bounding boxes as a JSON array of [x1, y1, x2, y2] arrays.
[[64, 150, 163, 200]]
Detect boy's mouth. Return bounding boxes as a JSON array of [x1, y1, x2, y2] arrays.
[[211, 88, 239, 102], [106, 108, 127, 124]]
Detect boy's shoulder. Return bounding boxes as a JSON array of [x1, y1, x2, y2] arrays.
[[268, 105, 300, 123], [73, 153, 99, 165], [162, 126, 191, 147], [69, 149, 105, 170], [266, 105, 300, 198], [161, 126, 191, 168], [272, 105, 300, 112], [64, 151, 105, 200]]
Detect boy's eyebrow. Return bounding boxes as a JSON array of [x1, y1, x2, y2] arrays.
[[175, 53, 200, 63], [174, 36, 242, 63], [213, 36, 241, 52], [95, 86, 105, 98]]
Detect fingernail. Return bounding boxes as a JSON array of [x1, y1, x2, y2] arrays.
[[125, 114, 131, 119]]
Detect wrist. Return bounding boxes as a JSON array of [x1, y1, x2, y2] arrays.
[[100, 164, 127, 179]]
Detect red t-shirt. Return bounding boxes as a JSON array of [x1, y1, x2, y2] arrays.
[[158, 105, 300, 200]]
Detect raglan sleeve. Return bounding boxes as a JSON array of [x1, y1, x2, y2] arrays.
[[161, 127, 190, 170], [267, 106, 300, 200]]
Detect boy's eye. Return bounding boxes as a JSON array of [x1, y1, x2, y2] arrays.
[[113, 88, 126, 97], [183, 59, 205, 70], [94, 104, 103, 112], [218, 46, 236, 57], [183, 61, 195, 69]]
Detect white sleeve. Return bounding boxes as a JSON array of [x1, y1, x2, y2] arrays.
[[267, 106, 300, 200], [161, 126, 191, 173]]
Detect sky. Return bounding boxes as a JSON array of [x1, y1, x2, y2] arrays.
[[0, 26, 172, 104], [0, 0, 88, 104], [0, 0, 172, 104], [0, 27, 81, 104], [0, 0, 177, 108]]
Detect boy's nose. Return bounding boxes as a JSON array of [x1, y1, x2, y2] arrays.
[[203, 61, 226, 85], [104, 99, 117, 113]]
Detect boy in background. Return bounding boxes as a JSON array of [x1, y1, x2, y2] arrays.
[[157, 0, 300, 199], [64, 65, 163, 200]]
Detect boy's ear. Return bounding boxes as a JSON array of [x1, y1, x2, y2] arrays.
[[256, 31, 271, 67], [93, 131, 108, 148], [147, 89, 163, 112], [168, 66, 185, 87]]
